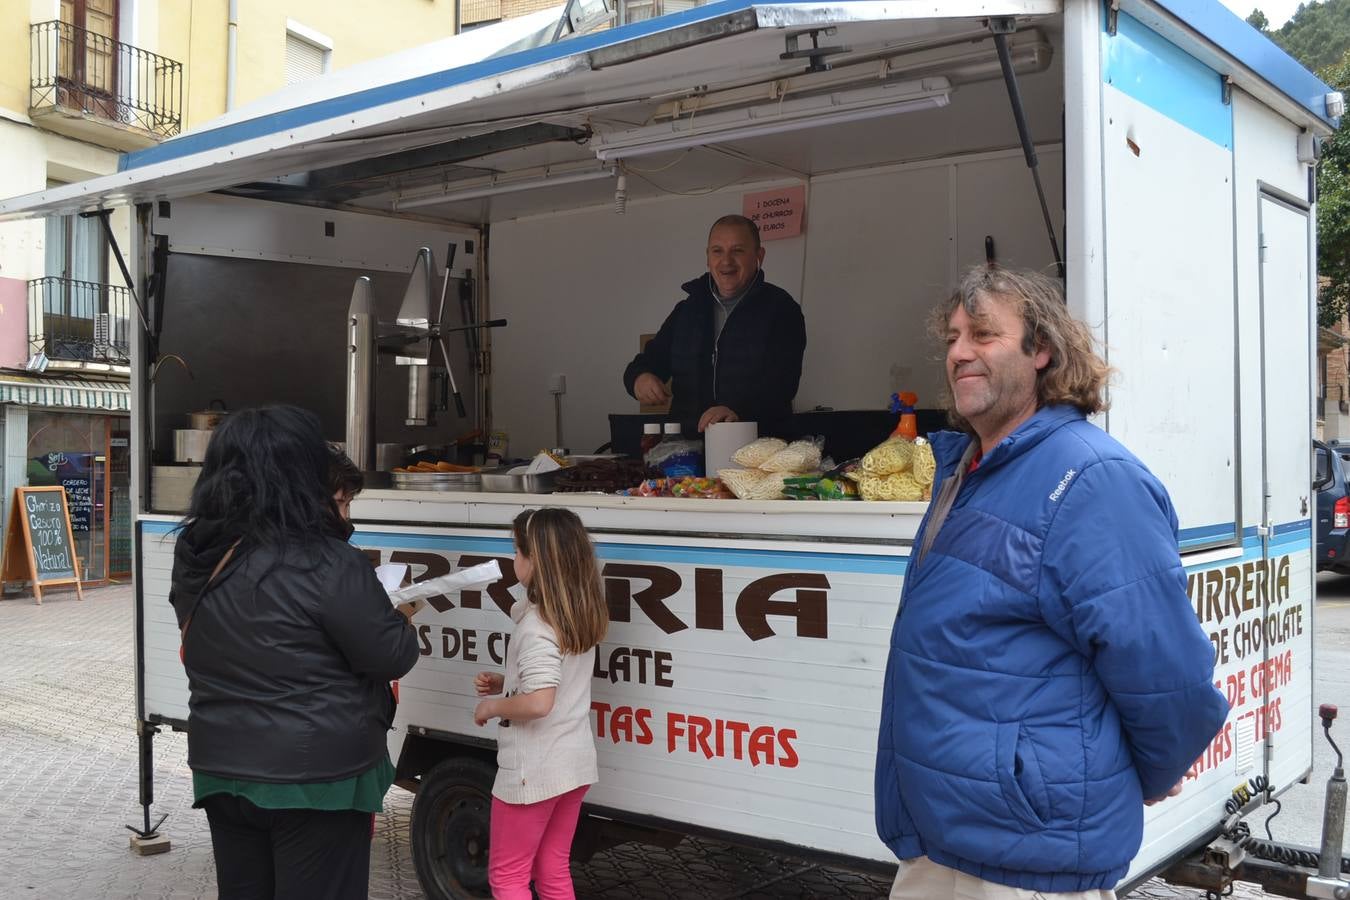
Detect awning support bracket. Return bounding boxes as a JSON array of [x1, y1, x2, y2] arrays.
[[81, 210, 152, 336], [989, 18, 1066, 279]]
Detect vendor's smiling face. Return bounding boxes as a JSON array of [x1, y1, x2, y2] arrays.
[[706, 223, 765, 298]]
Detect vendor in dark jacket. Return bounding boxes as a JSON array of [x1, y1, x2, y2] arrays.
[[169, 405, 419, 900], [623, 215, 806, 432]]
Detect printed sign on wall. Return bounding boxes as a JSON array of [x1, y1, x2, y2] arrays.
[[742, 186, 806, 241]]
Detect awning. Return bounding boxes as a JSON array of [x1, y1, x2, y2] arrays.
[[0, 1, 1064, 222], [0, 375, 130, 413]]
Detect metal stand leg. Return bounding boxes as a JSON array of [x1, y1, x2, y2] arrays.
[[126, 720, 171, 855]]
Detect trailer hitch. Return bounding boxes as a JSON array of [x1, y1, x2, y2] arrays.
[[1164, 704, 1350, 898], [1309, 704, 1350, 898]]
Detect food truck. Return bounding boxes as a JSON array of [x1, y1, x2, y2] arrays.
[[0, 1, 1337, 896]]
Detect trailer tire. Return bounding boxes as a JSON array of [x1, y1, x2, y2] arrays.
[[410, 756, 495, 900]]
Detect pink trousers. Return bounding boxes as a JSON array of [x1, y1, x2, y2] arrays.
[[488, 785, 589, 900]]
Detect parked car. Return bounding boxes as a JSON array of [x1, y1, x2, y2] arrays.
[[1316, 440, 1350, 571]]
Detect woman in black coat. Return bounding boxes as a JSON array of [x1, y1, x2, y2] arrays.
[[169, 405, 419, 900]]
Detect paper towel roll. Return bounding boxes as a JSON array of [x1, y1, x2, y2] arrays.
[[704, 421, 759, 476]]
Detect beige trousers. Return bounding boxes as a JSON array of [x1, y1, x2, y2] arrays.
[[889, 856, 1117, 900]]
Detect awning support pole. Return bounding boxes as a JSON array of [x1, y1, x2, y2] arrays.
[[989, 19, 1066, 280], [81, 210, 152, 335]]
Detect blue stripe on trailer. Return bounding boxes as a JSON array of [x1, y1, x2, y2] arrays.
[[1184, 537, 1311, 574], [355, 530, 909, 575], [143, 521, 908, 575], [119, 0, 755, 172], [1103, 11, 1234, 149], [1153, 0, 1338, 128], [1178, 522, 1238, 549]]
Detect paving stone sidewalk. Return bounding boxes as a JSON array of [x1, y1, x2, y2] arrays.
[[0, 585, 1269, 899]]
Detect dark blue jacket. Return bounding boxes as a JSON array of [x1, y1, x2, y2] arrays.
[[622, 271, 805, 428], [874, 406, 1228, 892]]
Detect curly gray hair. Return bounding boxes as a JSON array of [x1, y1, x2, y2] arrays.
[[930, 266, 1111, 432]]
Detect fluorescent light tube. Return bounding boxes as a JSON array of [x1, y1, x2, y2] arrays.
[[395, 166, 615, 210], [592, 78, 951, 161], [652, 32, 1048, 122]]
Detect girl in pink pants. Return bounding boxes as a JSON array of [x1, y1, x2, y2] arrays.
[[488, 785, 589, 899], [473, 508, 609, 899]]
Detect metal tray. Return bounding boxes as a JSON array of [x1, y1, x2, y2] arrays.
[[478, 467, 559, 494], [390, 471, 482, 492]]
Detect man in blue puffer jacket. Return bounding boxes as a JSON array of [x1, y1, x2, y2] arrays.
[[876, 266, 1229, 899]]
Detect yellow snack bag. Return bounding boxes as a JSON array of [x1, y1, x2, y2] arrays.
[[861, 438, 914, 476], [911, 440, 936, 488]]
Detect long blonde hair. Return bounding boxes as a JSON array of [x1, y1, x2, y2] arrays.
[[930, 265, 1112, 433], [512, 508, 608, 655]]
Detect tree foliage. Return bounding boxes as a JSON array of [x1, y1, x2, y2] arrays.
[[1264, 1, 1350, 71], [1246, 3, 1350, 325], [1318, 52, 1350, 326]]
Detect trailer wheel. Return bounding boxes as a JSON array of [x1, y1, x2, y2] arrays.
[[410, 756, 495, 900]]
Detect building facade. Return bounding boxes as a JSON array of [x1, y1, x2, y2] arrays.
[[0, 0, 460, 588]]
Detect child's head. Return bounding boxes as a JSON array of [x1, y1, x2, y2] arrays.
[[328, 444, 364, 521], [511, 508, 608, 655]]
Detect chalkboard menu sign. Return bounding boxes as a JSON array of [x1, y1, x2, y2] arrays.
[[61, 474, 92, 534], [2, 486, 84, 604]]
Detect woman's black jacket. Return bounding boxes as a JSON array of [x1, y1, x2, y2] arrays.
[[172, 536, 420, 782]]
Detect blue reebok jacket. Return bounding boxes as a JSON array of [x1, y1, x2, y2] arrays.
[[874, 405, 1229, 892]]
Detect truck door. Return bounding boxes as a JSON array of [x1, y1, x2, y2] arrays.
[[1256, 190, 1314, 792]]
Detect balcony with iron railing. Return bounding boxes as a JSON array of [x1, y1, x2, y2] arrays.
[[455, 0, 709, 31], [28, 277, 131, 368], [29, 20, 182, 150]]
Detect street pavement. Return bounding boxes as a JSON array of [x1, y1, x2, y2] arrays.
[[0, 583, 1304, 899]]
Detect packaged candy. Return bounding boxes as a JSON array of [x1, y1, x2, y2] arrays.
[[816, 476, 860, 500]]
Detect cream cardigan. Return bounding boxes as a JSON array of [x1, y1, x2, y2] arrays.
[[491, 599, 598, 804]]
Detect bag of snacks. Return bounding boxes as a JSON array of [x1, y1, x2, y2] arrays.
[[670, 476, 731, 499], [761, 438, 824, 473], [782, 473, 822, 501], [648, 439, 704, 478], [911, 438, 936, 487], [860, 438, 915, 476], [858, 471, 926, 501], [816, 476, 860, 500], [732, 437, 787, 468], [719, 468, 787, 500]]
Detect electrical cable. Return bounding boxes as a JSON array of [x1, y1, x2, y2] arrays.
[[1220, 775, 1350, 874], [622, 168, 753, 198]]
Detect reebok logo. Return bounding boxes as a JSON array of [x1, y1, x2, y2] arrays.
[[1049, 468, 1076, 502]]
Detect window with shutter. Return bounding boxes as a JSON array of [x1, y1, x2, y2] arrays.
[[285, 31, 328, 85]]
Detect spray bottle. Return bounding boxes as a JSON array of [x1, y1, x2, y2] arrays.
[[889, 392, 919, 441]]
